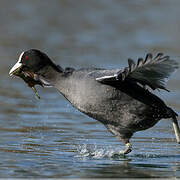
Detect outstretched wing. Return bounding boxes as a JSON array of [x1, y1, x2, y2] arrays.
[[96, 53, 179, 91]]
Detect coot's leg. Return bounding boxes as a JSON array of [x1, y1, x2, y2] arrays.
[[118, 133, 133, 155], [172, 117, 180, 143], [122, 141, 132, 154]]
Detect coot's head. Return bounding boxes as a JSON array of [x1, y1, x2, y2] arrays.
[[9, 49, 62, 76], [9, 49, 63, 91]]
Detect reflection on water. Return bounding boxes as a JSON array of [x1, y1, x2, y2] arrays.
[[79, 162, 172, 178], [0, 0, 180, 178]]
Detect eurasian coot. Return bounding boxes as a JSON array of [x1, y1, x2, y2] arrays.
[[9, 49, 180, 154]]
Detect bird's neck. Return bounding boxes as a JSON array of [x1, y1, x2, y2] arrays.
[[37, 63, 62, 83], [38, 64, 72, 95]]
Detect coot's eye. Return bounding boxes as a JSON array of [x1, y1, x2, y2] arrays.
[[25, 56, 29, 60]]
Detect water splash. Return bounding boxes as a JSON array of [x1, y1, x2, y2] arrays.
[[76, 144, 126, 159], [76, 143, 180, 160]]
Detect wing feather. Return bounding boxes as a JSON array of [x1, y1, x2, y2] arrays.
[[119, 53, 179, 91], [96, 53, 179, 91]]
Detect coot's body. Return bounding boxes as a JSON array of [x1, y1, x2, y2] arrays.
[[56, 68, 171, 141]]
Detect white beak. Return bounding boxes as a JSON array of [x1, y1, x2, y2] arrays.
[[9, 60, 23, 76], [9, 52, 24, 76]]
